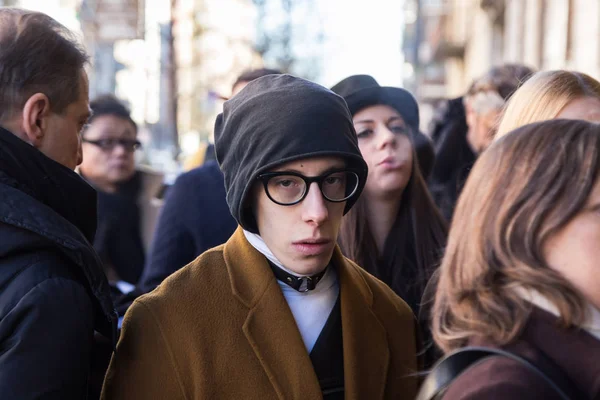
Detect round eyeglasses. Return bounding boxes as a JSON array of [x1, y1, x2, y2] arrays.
[[257, 169, 360, 206], [82, 138, 142, 152]]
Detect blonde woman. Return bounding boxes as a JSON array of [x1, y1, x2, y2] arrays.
[[496, 70, 600, 139], [427, 119, 600, 399]]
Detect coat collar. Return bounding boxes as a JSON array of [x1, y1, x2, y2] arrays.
[[0, 126, 98, 241], [223, 227, 390, 399], [517, 288, 600, 342], [523, 308, 600, 399]]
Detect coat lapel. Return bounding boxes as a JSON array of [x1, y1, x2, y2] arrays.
[[223, 228, 322, 400], [335, 247, 390, 400]]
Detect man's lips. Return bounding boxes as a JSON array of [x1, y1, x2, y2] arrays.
[[291, 239, 332, 256], [294, 238, 330, 244]]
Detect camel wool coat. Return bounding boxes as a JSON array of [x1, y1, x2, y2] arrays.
[[101, 228, 419, 399]]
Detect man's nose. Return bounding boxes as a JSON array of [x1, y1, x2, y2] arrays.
[[301, 182, 329, 225]]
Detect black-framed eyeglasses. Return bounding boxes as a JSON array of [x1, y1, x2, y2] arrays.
[[82, 138, 142, 152], [257, 169, 360, 206]]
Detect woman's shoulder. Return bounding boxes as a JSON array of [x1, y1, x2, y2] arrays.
[[442, 354, 563, 400]]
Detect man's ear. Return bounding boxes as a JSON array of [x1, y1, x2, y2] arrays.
[[21, 93, 51, 147]]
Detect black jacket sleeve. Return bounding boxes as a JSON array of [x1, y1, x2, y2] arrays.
[[0, 277, 94, 399]]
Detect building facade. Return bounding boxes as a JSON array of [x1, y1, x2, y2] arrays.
[[173, 0, 261, 155], [410, 0, 600, 102]]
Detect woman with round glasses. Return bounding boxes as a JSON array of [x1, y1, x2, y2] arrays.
[[79, 95, 164, 289], [102, 75, 419, 399]]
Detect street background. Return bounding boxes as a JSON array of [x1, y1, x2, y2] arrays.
[[4, 0, 596, 178]]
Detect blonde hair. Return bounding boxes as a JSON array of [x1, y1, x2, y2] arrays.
[[496, 70, 600, 139], [432, 119, 599, 353]]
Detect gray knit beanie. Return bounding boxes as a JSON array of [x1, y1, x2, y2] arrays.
[[214, 74, 368, 233]]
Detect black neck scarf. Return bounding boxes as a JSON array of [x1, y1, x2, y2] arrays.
[[88, 172, 145, 284]]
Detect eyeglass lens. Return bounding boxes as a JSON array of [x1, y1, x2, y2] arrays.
[[89, 139, 141, 151], [265, 171, 359, 205]]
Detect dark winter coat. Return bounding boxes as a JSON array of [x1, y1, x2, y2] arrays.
[[93, 174, 145, 284], [90, 168, 164, 285], [428, 97, 475, 221], [442, 308, 600, 399], [0, 126, 116, 399]]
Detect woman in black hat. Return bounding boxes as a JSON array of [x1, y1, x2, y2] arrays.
[[102, 75, 419, 399], [331, 75, 447, 318]]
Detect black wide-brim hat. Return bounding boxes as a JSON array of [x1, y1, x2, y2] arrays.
[[330, 75, 420, 133], [331, 75, 436, 178]]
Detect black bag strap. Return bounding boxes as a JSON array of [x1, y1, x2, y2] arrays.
[[416, 346, 578, 400]]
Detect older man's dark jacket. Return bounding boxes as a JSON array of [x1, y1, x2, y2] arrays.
[[0, 127, 116, 399]]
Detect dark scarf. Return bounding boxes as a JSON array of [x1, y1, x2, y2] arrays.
[[90, 172, 145, 284], [0, 126, 97, 241], [378, 203, 422, 314]]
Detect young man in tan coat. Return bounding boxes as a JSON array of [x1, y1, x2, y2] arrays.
[[102, 75, 418, 399]]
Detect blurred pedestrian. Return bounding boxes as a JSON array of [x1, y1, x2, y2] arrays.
[[429, 97, 467, 145], [427, 96, 469, 193], [231, 67, 283, 97], [429, 64, 534, 220], [463, 64, 534, 153], [132, 158, 235, 293], [496, 70, 600, 138], [0, 8, 116, 398], [425, 120, 600, 399], [114, 68, 282, 317], [80, 95, 164, 290], [102, 75, 419, 399]]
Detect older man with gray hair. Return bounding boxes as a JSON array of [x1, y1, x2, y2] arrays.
[[0, 8, 116, 398]]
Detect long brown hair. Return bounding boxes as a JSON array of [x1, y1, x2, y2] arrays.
[[432, 119, 599, 353], [338, 131, 447, 311]]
